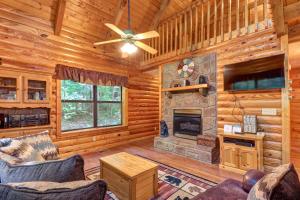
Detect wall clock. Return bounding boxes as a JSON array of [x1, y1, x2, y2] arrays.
[[177, 58, 195, 78]]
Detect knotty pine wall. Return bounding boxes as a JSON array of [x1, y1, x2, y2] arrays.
[[53, 73, 159, 158], [216, 30, 284, 172], [154, 29, 286, 172], [289, 42, 300, 173], [0, 1, 159, 157]]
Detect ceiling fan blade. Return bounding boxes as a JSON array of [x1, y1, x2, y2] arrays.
[[105, 23, 126, 36], [134, 31, 160, 40], [94, 39, 123, 46], [134, 41, 158, 54]]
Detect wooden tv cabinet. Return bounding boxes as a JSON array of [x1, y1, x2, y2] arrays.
[[219, 132, 264, 174]]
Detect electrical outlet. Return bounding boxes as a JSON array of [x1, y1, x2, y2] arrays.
[[262, 108, 277, 116], [92, 136, 96, 142]]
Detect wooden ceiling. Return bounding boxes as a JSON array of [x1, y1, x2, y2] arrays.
[[0, 0, 197, 55]]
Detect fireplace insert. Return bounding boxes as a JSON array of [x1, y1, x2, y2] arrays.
[[173, 109, 202, 140]]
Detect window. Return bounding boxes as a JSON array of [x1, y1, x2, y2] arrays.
[[61, 80, 122, 131]]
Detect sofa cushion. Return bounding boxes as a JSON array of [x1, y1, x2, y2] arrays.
[[16, 131, 58, 160], [247, 163, 300, 200], [191, 179, 248, 200], [242, 170, 265, 193], [0, 155, 85, 184], [0, 180, 107, 200], [0, 139, 45, 163]]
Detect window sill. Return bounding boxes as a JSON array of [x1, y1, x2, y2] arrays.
[[57, 125, 128, 138]]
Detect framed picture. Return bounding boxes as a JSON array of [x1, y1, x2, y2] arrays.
[[224, 124, 233, 133], [232, 125, 242, 134]]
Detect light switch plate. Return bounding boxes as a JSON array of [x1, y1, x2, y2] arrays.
[[262, 108, 277, 116]]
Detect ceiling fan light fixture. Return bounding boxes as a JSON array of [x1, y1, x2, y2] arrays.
[[121, 42, 137, 54]]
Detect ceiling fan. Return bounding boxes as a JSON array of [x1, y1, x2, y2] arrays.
[[93, 0, 159, 55]]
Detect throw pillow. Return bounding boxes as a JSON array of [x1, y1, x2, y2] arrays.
[[0, 139, 45, 163], [0, 152, 22, 165], [0, 154, 85, 184], [247, 163, 300, 200], [16, 130, 58, 160], [0, 180, 107, 200], [0, 138, 12, 147]]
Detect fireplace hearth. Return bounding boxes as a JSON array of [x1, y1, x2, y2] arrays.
[[173, 109, 202, 140]]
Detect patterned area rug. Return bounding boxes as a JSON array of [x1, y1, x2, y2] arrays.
[[85, 157, 216, 200]]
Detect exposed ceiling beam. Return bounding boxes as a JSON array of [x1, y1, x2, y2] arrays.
[[271, 0, 286, 37], [54, 0, 66, 36], [106, 0, 127, 39], [284, 1, 300, 25], [150, 0, 171, 30]]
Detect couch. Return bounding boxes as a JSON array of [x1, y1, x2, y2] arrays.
[[0, 131, 107, 200], [192, 164, 300, 200]]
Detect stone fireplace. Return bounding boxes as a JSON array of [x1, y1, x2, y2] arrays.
[[154, 53, 219, 164], [173, 109, 202, 140]]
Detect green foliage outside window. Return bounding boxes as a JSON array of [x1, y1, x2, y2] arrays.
[[61, 80, 122, 131]]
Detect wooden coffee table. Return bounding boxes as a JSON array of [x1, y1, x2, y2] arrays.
[[99, 152, 159, 200]]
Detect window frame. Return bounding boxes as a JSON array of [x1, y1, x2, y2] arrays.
[[60, 82, 123, 132]]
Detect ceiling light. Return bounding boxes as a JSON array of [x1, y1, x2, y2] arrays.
[[121, 42, 137, 54]]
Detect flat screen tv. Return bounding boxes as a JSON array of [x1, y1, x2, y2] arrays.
[[224, 54, 285, 92]]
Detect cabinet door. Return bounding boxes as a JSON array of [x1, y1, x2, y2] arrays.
[[239, 148, 257, 171], [23, 76, 51, 104], [223, 144, 239, 168], [0, 73, 21, 103]]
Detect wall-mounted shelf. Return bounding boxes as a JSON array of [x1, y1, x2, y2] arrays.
[[162, 84, 208, 92]]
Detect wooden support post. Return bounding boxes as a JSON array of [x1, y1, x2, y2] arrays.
[[264, 0, 268, 27], [175, 17, 178, 54], [207, 1, 211, 45], [195, 6, 199, 48], [228, 0, 232, 39], [221, 0, 224, 41], [245, 0, 249, 34], [281, 35, 290, 164], [236, 0, 240, 36], [201, 3, 204, 47], [189, 9, 193, 50], [214, 0, 217, 44], [254, 0, 258, 30], [184, 12, 188, 53]]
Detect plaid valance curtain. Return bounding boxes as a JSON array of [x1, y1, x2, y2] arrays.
[[55, 64, 128, 87]]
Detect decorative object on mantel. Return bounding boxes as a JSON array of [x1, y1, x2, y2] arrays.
[[177, 58, 194, 78], [160, 120, 169, 137], [181, 79, 190, 86], [243, 115, 257, 134], [198, 75, 207, 84], [55, 64, 128, 87]]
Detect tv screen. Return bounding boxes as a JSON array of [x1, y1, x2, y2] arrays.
[[224, 54, 285, 91]]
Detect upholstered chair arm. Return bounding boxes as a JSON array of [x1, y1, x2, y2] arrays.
[[242, 169, 265, 193]]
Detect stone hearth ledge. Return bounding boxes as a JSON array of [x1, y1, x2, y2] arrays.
[[154, 136, 219, 164]]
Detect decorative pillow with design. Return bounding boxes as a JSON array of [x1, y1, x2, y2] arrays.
[[247, 163, 300, 200], [0, 152, 22, 165], [0, 138, 12, 147], [0, 139, 45, 163], [16, 131, 58, 160], [0, 180, 107, 200]]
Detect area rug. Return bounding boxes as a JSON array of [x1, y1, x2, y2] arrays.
[[85, 157, 217, 200]]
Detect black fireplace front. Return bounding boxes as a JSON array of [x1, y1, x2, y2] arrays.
[[173, 110, 202, 140]]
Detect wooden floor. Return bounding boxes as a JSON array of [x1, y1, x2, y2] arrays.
[[83, 138, 242, 183]]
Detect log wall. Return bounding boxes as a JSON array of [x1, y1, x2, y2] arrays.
[[0, 1, 159, 157], [154, 29, 285, 172]]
